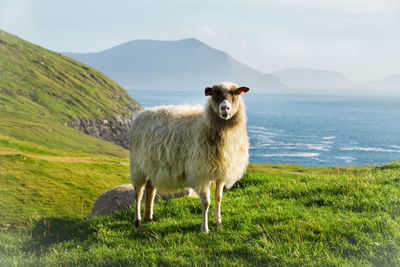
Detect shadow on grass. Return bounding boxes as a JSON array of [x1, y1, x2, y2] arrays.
[[27, 210, 201, 253], [30, 217, 96, 246]]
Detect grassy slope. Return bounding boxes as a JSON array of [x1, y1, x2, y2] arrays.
[[1, 163, 400, 266], [0, 140, 129, 229], [0, 30, 135, 230], [0, 30, 138, 122]]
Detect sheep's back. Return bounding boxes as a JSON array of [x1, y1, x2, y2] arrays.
[[129, 105, 204, 192]]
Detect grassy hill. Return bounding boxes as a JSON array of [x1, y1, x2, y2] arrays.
[[0, 29, 140, 149], [0, 29, 139, 230], [0, 30, 139, 122]]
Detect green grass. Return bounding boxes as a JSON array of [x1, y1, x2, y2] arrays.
[[0, 30, 139, 123], [1, 163, 400, 266], [0, 152, 129, 230]]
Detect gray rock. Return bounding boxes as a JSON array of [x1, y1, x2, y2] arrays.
[[66, 110, 139, 149], [90, 184, 197, 217]]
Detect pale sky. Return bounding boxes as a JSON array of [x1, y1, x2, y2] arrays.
[[1, 0, 399, 83]]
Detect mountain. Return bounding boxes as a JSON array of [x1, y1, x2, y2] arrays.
[[366, 74, 400, 91], [64, 38, 283, 90], [0, 29, 140, 228], [272, 67, 353, 89]]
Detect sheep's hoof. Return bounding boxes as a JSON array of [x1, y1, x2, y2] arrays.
[[201, 226, 209, 234], [216, 223, 222, 229], [135, 219, 142, 228], [144, 218, 153, 223]]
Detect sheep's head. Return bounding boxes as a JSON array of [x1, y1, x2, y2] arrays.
[[205, 82, 249, 120]]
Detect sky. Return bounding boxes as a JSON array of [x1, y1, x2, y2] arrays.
[[1, 0, 399, 83]]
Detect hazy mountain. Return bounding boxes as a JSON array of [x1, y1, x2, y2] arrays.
[[272, 67, 353, 89], [366, 74, 400, 90], [64, 38, 283, 90]]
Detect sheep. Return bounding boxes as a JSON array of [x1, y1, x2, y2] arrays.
[[129, 81, 249, 233]]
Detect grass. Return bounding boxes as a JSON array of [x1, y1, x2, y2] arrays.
[[0, 29, 139, 123], [0, 152, 129, 230], [1, 163, 400, 266]]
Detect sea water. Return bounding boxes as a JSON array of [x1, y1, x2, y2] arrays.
[[127, 89, 400, 167]]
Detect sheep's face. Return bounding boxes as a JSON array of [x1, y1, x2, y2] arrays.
[[205, 82, 249, 120]]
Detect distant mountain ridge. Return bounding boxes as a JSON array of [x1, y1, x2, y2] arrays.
[[366, 74, 400, 90], [64, 38, 398, 92], [64, 38, 283, 90], [272, 67, 353, 89]]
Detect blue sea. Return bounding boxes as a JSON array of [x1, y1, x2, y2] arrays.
[[127, 89, 400, 167]]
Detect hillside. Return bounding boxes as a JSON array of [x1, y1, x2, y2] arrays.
[[0, 29, 140, 149], [0, 29, 140, 229], [273, 67, 353, 89], [64, 38, 283, 90]]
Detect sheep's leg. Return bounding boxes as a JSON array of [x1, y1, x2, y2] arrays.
[[214, 180, 225, 228], [144, 180, 156, 222], [199, 188, 211, 233], [134, 183, 145, 228]]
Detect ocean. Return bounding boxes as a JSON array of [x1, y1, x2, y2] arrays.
[[127, 89, 400, 167]]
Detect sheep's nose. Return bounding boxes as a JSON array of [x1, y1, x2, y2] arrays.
[[219, 100, 232, 116], [221, 105, 230, 111]]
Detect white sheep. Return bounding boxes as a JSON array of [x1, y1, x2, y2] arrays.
[[129, 81, 249, 233]]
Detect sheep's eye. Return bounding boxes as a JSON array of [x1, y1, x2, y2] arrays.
[[213, 91, 223, 101]]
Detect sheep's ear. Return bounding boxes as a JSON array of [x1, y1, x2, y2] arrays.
[[205, 87, 214, 96], [235, 87, 250, 95]]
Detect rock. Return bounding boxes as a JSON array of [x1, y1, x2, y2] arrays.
[[66, 110, 139, 149], [90, 184, 197, 217]]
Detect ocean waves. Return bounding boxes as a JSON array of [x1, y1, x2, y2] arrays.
[[248, 124, 400, 166], [340, 146, 400, 153], [249, 125, 333, 162]]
